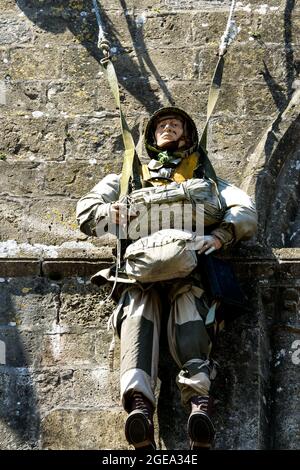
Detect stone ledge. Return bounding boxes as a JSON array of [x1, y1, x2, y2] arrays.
[[0, 259, 41, 277], [0, 251, 300, 278]]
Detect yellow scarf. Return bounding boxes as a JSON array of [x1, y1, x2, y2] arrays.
[[141, 152, 199, 185]]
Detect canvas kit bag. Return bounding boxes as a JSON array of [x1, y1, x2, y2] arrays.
[[123, 229, 198, 283]]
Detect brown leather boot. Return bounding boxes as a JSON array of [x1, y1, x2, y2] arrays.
[[187, 395, 215, 449], [125, 392, 156, 450]]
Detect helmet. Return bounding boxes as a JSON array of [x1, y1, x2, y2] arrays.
[[144, 107, 199, 160]]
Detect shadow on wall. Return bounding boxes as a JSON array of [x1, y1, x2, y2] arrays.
[[245, 0, 300, 248], [17, 0, 174, 114], [262, 0, 299, 111], [259, 114, 300, 248], [0, 279, 40, 449], [0, 274, 125, 450]]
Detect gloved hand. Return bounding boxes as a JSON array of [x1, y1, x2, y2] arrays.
[[110, 202, 138, 225], [189, 235, 223, 255]]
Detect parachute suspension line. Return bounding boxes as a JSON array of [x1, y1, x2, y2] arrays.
[[199, 0, 238, 160], [92, 0, 110, 55], [219, 0, 238, 57]]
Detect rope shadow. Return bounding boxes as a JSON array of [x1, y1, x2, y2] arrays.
[[17, 0, 172, 115]]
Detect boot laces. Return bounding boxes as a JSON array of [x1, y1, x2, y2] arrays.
[[132, 392, 151, 419], [191, 395, 210, 413]]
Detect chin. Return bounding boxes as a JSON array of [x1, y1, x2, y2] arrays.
[[160, 139, 175, 146], [159, 141, 178, 150]]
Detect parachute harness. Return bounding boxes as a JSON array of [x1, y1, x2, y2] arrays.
[[91, 0, 239, 369]]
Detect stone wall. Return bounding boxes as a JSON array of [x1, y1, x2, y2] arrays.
[[0, 0, 299, 450]]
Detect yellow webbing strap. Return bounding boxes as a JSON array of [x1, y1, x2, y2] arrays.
[[199, 56, 225, 151], [105, 60, 136, 198], [141, 163, 151, 181], [92, 0, 136, 197]]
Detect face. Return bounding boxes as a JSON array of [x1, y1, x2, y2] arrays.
[[154, 117, 184, 149]]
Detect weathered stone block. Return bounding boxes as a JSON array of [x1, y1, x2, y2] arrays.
[[2, 80, 47, 112], [0, 424, 38, 449], [0, 0, 18, 11], [64, 116, 125, 165], [59, 278, 114, 329], [192, 10, 235, 47], [0, 198, 112, 246], [30, 15, 80, 47], [0, 50, 10, 80], [271, 330, 300, 449], [41, 408, 127, 450], [166, 80, 208, 116], [0, 161, 43, 197], [211, 82, 243, 116], [95, 11, 140, 49], [100, 0, 160, 9], [61, 46, 101, 80], [105, 50, 145, 81], [213, 319, 264, 449], [197, 44, 297, 85], [0, 161, 110, 198], [207, 116, 269, 185], [0, 277, 58, 330], [0, 261, 41, 277], [33, 365, 119, 414], [48, 73, 152, 120], [0, 198, 29, 242], [0, 116, 66, 161], [142, 12, 193, 47], [0, 196, 83, 246], [145, 47, 199, 80], [33, 367, 72, 410], [0, 15, 32, 45], [71, 367, 120, 407], [192, 10, 296, 47], [0, 366, 39, 449], [0, 327, 110, 367], [40, 329, 110, 367], [259, 11, 300, 45], [0, 242, 114, 262], [46, 79, 104, 115], [0, 367, 37, 411], [40, 161, 112, 198], [152, 82, 208, 125], [9, 47, 61, 80], [242, 82, 287, 118], [0, 327, 41, 366], [246, 0, 286, 5], [25, 198, 81, 245]]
